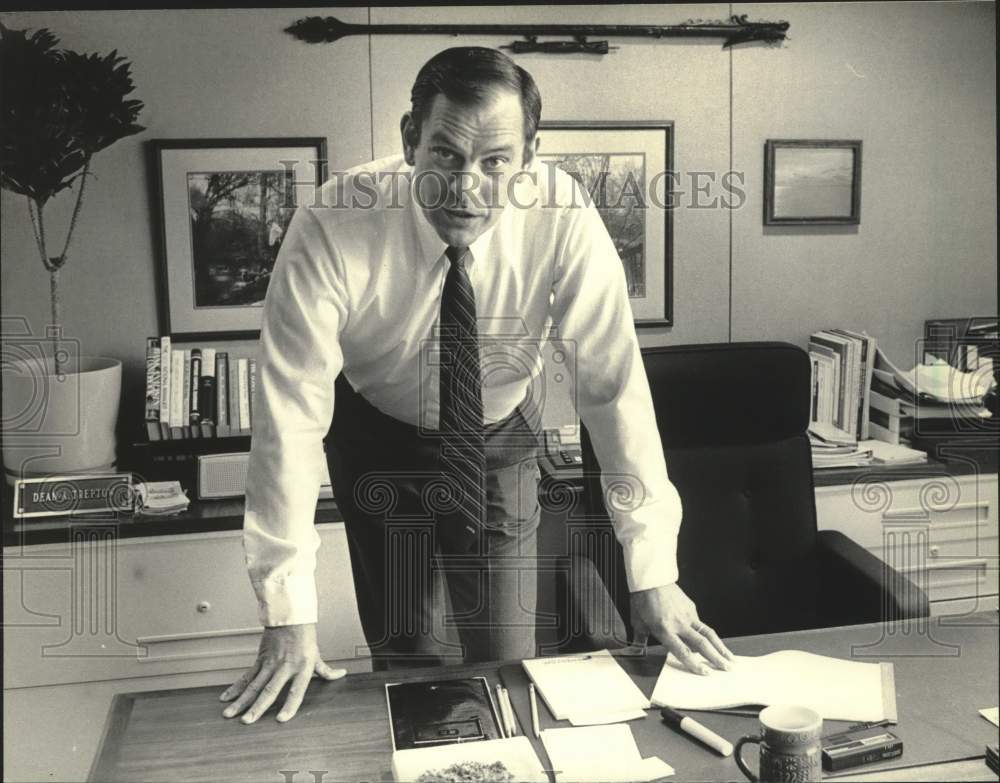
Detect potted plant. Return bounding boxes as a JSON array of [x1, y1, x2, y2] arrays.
[[1, 24, 144, 482]]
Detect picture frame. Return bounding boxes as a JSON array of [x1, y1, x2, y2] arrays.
[[149, 137, 327, 339], [537, 121, 674, 327], [764, 139, 862, 225]]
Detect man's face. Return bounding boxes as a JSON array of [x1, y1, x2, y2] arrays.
[[402, 88, 535, 248]]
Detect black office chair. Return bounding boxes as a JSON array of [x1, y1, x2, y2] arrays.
[[555, 341, 929, 652]]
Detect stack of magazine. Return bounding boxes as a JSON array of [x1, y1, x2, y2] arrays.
[[808, 423, 874, 469], [808, 328, 877, 442]]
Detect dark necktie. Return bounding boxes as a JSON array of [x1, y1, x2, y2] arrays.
[[438, 245, 486, 553]]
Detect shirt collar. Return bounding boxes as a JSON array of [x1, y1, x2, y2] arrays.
[[407, 171, 500, 270]]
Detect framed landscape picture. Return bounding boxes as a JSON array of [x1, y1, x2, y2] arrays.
[[764, 140, 862, 225], [150, 137, 327, 338], [537, 121, 673, 327]]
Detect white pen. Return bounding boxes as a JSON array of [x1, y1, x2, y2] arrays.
[[501, 687, 518, 736], [495, 684, 509, 737], [660, 706, 734, 757], [529, 682, 540, 738]]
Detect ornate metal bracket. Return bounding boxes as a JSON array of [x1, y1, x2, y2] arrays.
[[284, 14, 790, 52]]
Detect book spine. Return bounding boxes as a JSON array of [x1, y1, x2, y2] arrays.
[[144, 338, 161, 441], [814, 360, 826, 424], [199, 376, 216, 426], [159, 335, 171, 439], [189, 348, 202, 425], [216, 352, 229, 431], [201, 348, 217, 425], [170, 348, 185, 439], [860, 334, 876, 440], [836, 333, 859, 439], [849, 336, 864, 439], [228, 356, 241, 434], [812, 333, 848, 431], [182, 349, 191, 436], [249, 358, 257, 432], [809, 357, 819, 424], [238, 358, 250, 433]]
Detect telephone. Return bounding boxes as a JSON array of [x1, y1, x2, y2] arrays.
[[542, 426, 583, 473]]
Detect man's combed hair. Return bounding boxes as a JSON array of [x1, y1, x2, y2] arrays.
[[409, 47, 542, 145]]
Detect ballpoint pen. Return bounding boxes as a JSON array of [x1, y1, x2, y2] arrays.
[[495, 684, 509, 737], [500, 687, 518, 736], [529, 683, 540, 738]]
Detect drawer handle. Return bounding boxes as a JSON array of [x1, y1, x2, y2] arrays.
[[899, 557, 988, 575], [929, 545, 940, 558]]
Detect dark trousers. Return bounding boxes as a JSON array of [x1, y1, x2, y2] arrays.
[[324, 375, 541, 670]]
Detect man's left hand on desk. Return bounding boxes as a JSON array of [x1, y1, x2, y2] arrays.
[[630, 583, 735, 675]]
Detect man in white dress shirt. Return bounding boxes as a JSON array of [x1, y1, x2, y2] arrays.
[[222, 47, 732, 724]]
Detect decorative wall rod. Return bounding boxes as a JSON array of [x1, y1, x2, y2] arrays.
[[284, 14, 790, 53]]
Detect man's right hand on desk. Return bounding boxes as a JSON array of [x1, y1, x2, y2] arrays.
[[220, 623, 346, 724]]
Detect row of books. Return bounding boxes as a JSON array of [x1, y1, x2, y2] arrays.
[[807, 328, 877, 441], [143, 337, 257, 440]]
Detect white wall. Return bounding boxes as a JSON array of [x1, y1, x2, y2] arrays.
[[1, 3, 995, 437]]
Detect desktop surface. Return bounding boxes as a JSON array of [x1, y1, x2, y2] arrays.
[[90, 613, 999, 783]]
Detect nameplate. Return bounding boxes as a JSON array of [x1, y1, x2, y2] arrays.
[[14, 473, 135, 518]]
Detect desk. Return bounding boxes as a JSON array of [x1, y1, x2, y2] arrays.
[[90, 614, 998, 783]]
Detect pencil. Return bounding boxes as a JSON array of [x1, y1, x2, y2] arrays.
[[529, 682, 540, 738]]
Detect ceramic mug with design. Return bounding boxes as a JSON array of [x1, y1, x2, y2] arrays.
[[734, 704, 823, 782]]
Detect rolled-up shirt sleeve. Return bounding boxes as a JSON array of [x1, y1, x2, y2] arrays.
[[243, 205, 348, 627], [548, 190, 682, 592]]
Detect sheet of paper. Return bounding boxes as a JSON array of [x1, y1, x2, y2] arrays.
[[523, 650, 650, 724], [651, 650, 889, 722], [980, 707, 1000, 727], [567, 708, 647, 726], [541, 724, 674, 782]]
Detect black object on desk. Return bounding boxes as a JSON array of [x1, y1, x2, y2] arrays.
[[385, 677, 505, 751]]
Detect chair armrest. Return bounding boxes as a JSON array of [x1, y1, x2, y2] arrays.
[[818, 530, 930, 625], [553, 554, 630, 653]]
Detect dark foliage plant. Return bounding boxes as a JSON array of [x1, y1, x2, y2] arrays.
[[0, 23, 144, 371]]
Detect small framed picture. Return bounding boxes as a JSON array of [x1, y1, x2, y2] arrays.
[[150, 138, 327, 339], [537, 121, 674, 327], [764, 140, 862, 225]]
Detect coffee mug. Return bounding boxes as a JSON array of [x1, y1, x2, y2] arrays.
[[734, 704, 823, 782]]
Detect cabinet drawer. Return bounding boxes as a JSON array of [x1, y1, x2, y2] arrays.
[[816, 474, 997, 548], [891, 555, 997, 603], [930, 593, 1000, 616], [816, 473, 999, 605], [3, 523, 367, 688]]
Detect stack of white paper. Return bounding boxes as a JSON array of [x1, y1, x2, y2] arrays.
[[862, 439, 928, 465], [541, 724, 674, 783], [135, 480, 190, 515], [651, 650, 895, 723], [522, 650, 650, 725]]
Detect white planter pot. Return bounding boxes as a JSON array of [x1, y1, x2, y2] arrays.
[[2, 355, 122, 483]]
